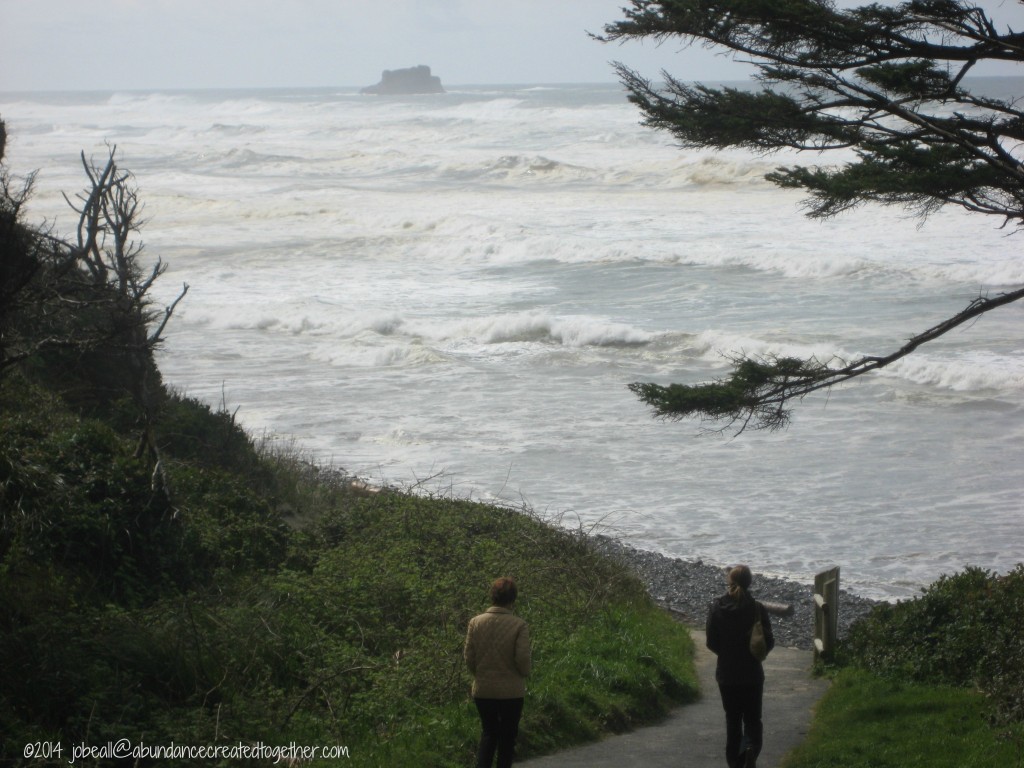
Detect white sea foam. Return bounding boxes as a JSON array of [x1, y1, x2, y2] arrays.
[[467, 312, 654, 347], [5, 82, 1024, 598], [885, 354, 1024, 393], [372, 311, 656, 349], [688, 329, 849, 365]]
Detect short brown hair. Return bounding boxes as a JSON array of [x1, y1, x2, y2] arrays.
[[490, 577, 518, 607]]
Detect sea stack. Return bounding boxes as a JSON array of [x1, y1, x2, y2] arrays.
[[361, 65, 445, 95]]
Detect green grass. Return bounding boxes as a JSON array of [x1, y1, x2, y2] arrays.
[[262, 492, 699, 765], [348, 603, 696, 766], [783, 668, 1023, 768]]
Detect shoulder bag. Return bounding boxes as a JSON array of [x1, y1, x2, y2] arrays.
[[749, 601, 768, 662]]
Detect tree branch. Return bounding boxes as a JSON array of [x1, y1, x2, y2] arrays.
[[630, 287, 1024, 433]]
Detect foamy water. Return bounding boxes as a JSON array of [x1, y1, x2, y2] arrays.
[[3, 82, 1022, 600]]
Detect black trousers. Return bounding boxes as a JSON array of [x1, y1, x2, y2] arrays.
[[718, 682, 764, 768], [474, 697, 524, 768]]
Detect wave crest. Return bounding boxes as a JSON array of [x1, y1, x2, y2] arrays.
[[466, 312, 653, 348], [886, 354, 1024, 393]]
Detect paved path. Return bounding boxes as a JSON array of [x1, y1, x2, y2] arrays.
[[519, 630, 828, 768]]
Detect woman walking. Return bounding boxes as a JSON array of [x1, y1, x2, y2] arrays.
[[464, 577, 532, 768], [706, 565, 775, 768]]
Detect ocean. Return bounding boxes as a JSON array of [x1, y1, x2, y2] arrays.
[[2, 81, 1022, 601]]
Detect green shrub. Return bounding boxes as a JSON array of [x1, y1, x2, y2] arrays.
[[172, 464, 291, 577], [1, 379, 181, 603], [153, 390, 268, 478], [843, 564, 1024, 726], [977, 566, 1024, 727]]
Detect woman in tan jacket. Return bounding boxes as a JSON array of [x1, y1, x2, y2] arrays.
[[464, 577, 531, 768]]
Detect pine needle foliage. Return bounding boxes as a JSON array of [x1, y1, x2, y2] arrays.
[[600, 1, 1024, 430]]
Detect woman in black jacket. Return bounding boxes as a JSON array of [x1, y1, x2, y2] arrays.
[[706, 564, 775, 768]]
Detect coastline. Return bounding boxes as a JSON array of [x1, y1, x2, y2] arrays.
[[595, 537, 880, 650]]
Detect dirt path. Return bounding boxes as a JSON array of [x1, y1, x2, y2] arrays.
[[518, 630, 828, 768]]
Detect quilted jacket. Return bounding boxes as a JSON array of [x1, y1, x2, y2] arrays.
[[464, 606, 531, 698]]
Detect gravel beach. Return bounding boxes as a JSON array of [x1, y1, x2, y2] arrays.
[[595, 537, 881, 651]]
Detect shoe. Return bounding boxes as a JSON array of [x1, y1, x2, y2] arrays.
[[743, 748, 757, 768]]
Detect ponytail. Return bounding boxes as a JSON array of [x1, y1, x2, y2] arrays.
[[727, 565, 753, 602]]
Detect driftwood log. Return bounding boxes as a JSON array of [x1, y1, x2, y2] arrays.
[[761, 600, 794, 617]]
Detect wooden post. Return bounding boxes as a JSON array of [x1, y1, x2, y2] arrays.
[[813, 566, 840, 661]]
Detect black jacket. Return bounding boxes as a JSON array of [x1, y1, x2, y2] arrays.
[[706, 593, 775, 685]]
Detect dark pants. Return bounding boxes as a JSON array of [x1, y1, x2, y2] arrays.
[[474, 697, 524, 768], [718, 682, 764, 768]]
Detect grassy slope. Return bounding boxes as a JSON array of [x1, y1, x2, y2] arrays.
[[0, 372, 697, 766], [783, 669, 1021, 768]]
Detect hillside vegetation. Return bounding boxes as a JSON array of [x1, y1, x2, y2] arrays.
[[0, 127, 697, 766], [783, 566, 1024, 768]]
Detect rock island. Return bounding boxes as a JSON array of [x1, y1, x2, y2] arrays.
[[361, 65, 445, 95]]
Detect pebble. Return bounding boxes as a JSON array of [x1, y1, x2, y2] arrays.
[[595, 537, 880, 651]]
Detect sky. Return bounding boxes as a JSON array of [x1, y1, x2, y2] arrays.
[[2, 0, 1023, 92]]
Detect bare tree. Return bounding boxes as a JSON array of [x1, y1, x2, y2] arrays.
[[1, 139, 187, 496], [62, 146, 188, 492], [63, 146, 188, 355]]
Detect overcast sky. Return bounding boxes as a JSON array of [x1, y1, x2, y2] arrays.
[[2, 0, 1023, 92]]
